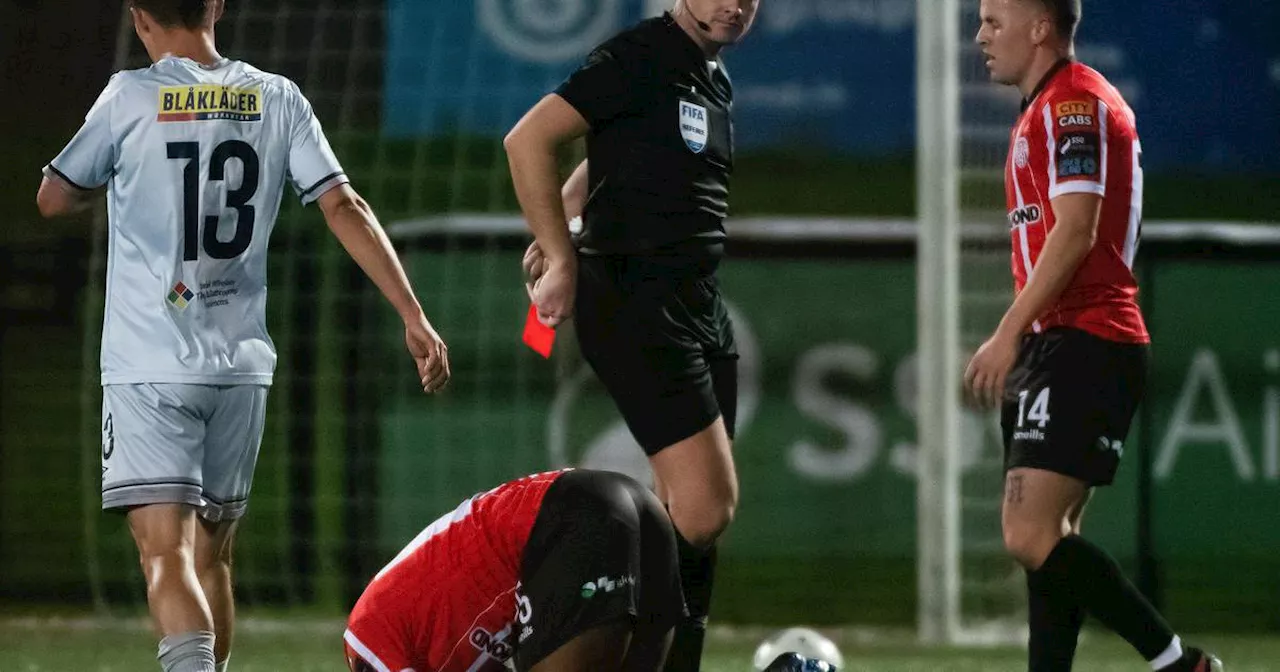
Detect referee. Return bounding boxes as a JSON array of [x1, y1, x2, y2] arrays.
[[503, 2, 760, 669]]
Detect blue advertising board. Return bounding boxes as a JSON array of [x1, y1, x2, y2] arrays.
[[384, 1, 1280, 171]]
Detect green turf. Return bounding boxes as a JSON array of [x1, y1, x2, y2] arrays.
[[1, 618, 1277, 671]]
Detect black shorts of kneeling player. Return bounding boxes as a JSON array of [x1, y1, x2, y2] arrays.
[[1002, 327, 1149, 486], [573, 251, 738, 456], [514, 469, 687, 669]]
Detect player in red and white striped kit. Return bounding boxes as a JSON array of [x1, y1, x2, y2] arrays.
[[343, 469, 684, 672], [965, 1, 1221, 671]]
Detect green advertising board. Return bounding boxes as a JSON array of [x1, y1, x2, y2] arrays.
[[1143, 262, 1280, 625], [376, 243, 1280, 628], [4, 224, 1273, 628]]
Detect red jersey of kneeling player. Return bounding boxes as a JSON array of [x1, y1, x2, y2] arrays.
[[344, 471, 563, 672], [1004, 59, 1149, 344]]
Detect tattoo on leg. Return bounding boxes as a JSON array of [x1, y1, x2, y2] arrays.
[[1006, 474, 1024, 506]]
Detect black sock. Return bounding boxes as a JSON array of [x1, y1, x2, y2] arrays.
[[1034, 535, 1174, 661], [1027, 567, 1086, 671], [664, 531, 716, 672]]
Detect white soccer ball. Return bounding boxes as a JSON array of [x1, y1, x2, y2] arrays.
[[752, 627, 845, 670]]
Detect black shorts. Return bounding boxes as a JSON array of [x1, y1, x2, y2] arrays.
[[574, 252, 738, 455], [1002, 327, 1149, 486], [514, 469, 686, 670]]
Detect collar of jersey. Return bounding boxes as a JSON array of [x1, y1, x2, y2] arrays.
[[162, 55, 232, 71], [661, 12, 715, 68], [1021, 57, 1073, 112]]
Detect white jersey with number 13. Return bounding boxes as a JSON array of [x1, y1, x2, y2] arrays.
[[46, 56, 349, 385]]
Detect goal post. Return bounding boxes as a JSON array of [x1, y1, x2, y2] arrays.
[[915, 0, 963, 645], [917, 0, 1054, 645]]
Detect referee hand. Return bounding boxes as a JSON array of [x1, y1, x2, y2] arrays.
[[963, 329, 1018, 410], [522, 241, 546, 302], [530, 255, 577, 328], [405, 314, 450, 394]]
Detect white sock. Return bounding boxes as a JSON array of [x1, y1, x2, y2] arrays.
[[1150, 634, 1183, 670], [157, 631, 217, 672]]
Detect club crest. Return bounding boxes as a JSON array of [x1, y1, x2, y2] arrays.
[[1014, 136, 1030, 168]]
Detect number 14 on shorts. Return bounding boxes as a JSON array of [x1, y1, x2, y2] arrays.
[[1017, 387, 1051, 428], [1012, 387, 1051, 442]]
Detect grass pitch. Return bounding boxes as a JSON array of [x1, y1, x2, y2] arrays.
[[2, 617, 1277, 671]]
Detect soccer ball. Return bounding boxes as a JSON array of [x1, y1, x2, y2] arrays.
[[752, 627, 845, 671]]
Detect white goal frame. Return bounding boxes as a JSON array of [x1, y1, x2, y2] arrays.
[[915, 0, 963, 646]]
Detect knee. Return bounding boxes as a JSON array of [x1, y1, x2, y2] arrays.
[[197, 543, 233, 577], [671, 498, 735, 549], [1002, 522, 1061, 571], [707, 479, 738, 531], [195, 518, 239, 577], [137, 543, 196, 584], [197, 536, 236, 579]]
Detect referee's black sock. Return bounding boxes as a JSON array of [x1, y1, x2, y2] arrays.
[[664, 531, 716, 672], [1033, 535, 1175, 662], [1027, 565, 1086, 671]]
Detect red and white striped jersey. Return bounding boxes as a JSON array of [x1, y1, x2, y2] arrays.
[[343, 471, 565, 672], [1004, 60, 1149, 344]]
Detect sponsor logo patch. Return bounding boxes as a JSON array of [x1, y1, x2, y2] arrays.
[[1012, 428, 1046, 442], [1097, 436, 1125, 457], [1058, 113, 1094, 127], [468, 627, 514, 661], [581, 573, 636, 599], [1008, 203, 1043, 228], [1055, 99, 1097, 129], [196, 279, 239, 308], [1056, 132, 1101, 179], [167, 281, 195, 309], [1055, 99, 1095, 118], [158, 85, 262, 122]]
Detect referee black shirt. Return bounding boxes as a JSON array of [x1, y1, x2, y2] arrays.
[[556, 13, 734, 256]]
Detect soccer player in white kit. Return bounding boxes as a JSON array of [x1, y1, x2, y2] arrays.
[[35, 2, 450, 671]]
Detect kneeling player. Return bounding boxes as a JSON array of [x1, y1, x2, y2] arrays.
[[344, 469, 685, 672]]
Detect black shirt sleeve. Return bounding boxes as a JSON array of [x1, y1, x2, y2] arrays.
[[554, 47, 647, 127]]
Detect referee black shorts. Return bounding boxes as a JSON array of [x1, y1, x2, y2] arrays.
[[573, 251, 738, 456], [1001, 327, 1149, 486]]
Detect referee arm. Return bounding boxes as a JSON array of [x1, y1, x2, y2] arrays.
[[964, 192, 1102, 408], [562, 159, 589, 223], [504, 95, 590, 327]]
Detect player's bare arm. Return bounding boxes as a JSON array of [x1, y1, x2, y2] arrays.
[[36, 173, 98, 218], [317, 183, 450, 393], [504, 95, 590, 327], [995, 192, 1101, 336], [964, 192, 1102, 409]]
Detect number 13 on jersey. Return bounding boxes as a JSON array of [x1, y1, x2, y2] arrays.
[[167, 140, 260, 261]]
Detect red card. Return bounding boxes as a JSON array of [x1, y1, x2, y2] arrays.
[[522, 304, 556, 358]]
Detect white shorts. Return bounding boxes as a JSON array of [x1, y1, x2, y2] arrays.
[[101, 383, 268, 521]]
